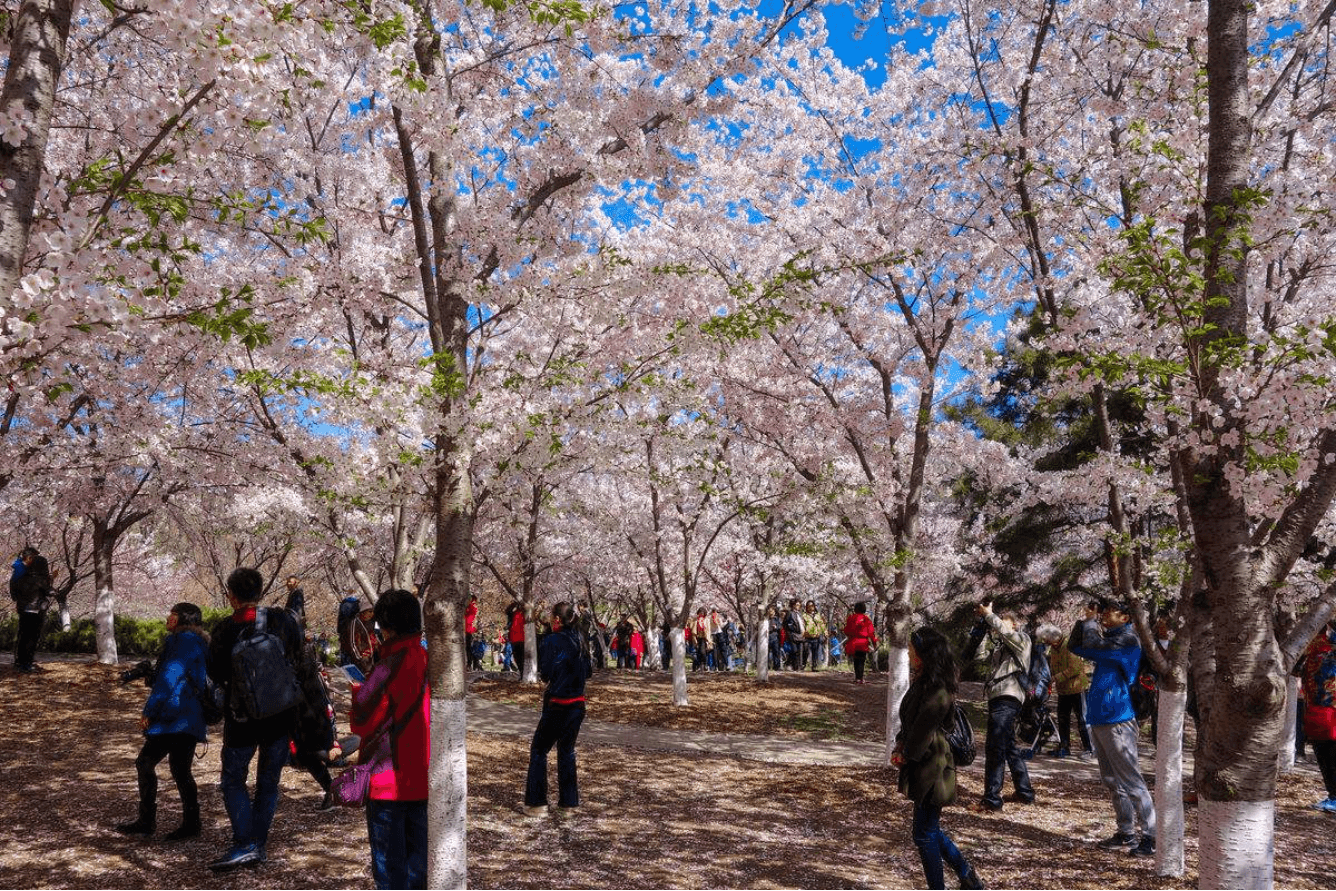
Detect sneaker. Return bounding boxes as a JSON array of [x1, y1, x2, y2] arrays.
[[523, 804, 549, 818], [1078, 750, 1096, 762], [1129, 836, 1155, 857], [209, 844, 260, 871], [959, 866, 985, 890], [1317, 799, 1336, 814], [967, 800, 1003, 814], [1096, 832, 1137, 849], [1006, 792, 1036, 805], [1051, 748, 1070, 759], [555, 805, 578, 819]]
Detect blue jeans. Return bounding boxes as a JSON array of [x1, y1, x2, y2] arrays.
[[983, 696, 1033, 807], [525, 702, 585, 808], [220, 736, 288, 849], [912, 801, 969, 890], [366, 799, 428, 889]]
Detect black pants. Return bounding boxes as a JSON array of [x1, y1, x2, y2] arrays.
[[1312, 740, 1336, 798], [1056, 693, 1092, 751], [465, 633, 479, 670], [15, 609, 44, 669], [136, 733, 199, 822], [513, 641, 525, 677], [983, 696, 1033, 807], [788, 640, 803, 671], [853, 651, 868, 681], [768, 635, 781, 670], [525, 702, 585, 808], [293, 750, 332, 792]]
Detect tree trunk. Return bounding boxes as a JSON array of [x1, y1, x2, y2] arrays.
[[1155, 687, 1188, 877], [522, 620, 539, 684], [90, 520, 117, 665], [756, 613, 770, 683], [422, 445, 473, 889], [670, 627, 688, 706], [884, 641, 910, 764], [1279, 677, 1298, 773], [0, 0, 74, 303]]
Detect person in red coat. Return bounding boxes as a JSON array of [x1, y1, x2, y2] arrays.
[[350, 589, 431, 889], [844, 601, 879, 684], [630, 628, 644, 669], [1296, 623, 1336, 811], [464, 594, 481, 671], [507, 600, 528, 676]]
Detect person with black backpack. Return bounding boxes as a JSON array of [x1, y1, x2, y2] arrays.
[[892, 627, 984, 890], [206, 567, 313, 871]]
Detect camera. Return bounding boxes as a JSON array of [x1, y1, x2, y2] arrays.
[[119, 660, 155, 686]]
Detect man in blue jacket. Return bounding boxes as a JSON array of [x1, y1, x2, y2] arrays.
[[1069, 597, 1156, 857]]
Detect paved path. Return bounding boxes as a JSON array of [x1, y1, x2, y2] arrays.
[[467, 695, 886, 765], [466, 694, 1329, 785]]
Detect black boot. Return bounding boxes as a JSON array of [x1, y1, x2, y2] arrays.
[[115, 802, 155, 836], [165, 774, 200, 840], [960, 866, 985, 890], [163, 817, 200, 841]]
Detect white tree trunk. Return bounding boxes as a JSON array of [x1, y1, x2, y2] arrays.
[[670, 627, 688, 706], [92, 542, 118, 665], [1279, 677, 1299, 772], [58, 601, 70, 632], [756, 616, 770, 683], [884, 643, 910, 764], [1154, 688, 1187, 878], [1197, 798, 1274, 890], [644, 626, 661, 671], [522, 621, 539, 684], [427, 697, 468, 889]]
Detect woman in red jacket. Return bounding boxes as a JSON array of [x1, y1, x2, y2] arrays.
[[351, 589, 431, 889], [1297, 623, 1336, 811], [844, 601, 878, 684], [507, 600, 528, 677]]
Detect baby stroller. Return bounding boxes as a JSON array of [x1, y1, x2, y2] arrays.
[[1017, 694, 1058, 759]]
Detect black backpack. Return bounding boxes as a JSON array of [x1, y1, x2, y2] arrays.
[[230, 608, 303, 721], [945, 703, 976, 766]]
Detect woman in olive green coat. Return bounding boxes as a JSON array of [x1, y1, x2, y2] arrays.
[[894, 628, 983, 890]]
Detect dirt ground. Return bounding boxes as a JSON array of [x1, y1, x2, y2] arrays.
[[1, 660, 1334, 889]]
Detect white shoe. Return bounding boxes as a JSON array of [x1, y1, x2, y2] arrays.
[[523, 804, 549, 818]]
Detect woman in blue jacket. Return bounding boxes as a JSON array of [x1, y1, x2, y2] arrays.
[[116, 602, 209, 840]]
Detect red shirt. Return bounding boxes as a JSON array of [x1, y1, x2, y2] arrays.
[[843, 613, 877, 654], [465, 601, 478, 634], [350, 636, 431, 801], [508, 610, 526, 644]]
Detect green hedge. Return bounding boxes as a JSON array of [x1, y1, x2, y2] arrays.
[[0, 608, 232, 658]]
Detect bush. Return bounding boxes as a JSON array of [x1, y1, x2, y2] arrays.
[[0, 607, 232, 658]]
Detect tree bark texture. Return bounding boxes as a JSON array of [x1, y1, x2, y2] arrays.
[[670, 627, 688, 706], [91, 519, 118, 665], [756, 613, 770, 683], [0, 0, 73, 305], [1155, 688, 1188, 878], [884, 642, 910, 765]]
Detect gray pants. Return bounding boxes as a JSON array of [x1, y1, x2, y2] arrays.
[[1090, 720, 1156, 837]]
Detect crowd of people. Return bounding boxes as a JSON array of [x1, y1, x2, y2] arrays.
[[16, 545, 1336, 890], [9, 557, 436, 890]]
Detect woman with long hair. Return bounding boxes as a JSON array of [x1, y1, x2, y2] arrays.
[[893, 627, 983, 890]]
